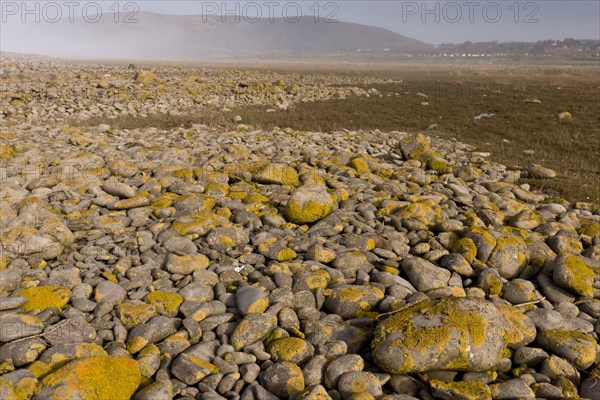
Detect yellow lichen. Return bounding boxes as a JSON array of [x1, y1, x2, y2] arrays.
[[276, 248, 297, 261], [305, 272, 330, 290], [556, 254, 594, 297], [452, 238, 477, 263], [267, 338, 308, 363], [430, 380, 492, 400], [144, 291, 183, 317], [0, 143, 15, 160], [247, 297, 269, 314], [18, 286, 72, 312], [538, 330, 598, 368], [171, 210, 219, 237], [41, 356, 141, 400], [286, 198, 333, 225], [372, 298, 493, 374]]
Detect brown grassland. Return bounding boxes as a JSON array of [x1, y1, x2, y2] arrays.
[[84, 62, 600, 206]]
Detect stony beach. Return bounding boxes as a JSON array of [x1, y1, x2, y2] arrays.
[[0, 57, 599, 400]]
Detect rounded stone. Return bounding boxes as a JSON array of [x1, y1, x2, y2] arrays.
[[266, 337, 314, 365], [336, 371, 383, 398], [37, 356, 141, 400], [536, 330, 598, 369], [285, 185, 334, 225], [371, 298, 532, 374], [259, 361, 305, 398], [324, 354, 364, 389], [236, 286, 269, 316], [323, 285, 384, 319]]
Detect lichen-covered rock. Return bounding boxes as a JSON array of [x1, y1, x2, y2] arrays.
[[550, 254, 595, 297], [0, 143, 15, 160], [398, 133, 439, 162], [17, 286, 72, 312], [126, 316, 178, 354], [38, 343, 108, 370], [236, 285, 269, 315], [371, 298, 533, 374], [231, 313, 277, 351], [293, 384, 332, 400], [501, 279, 537, 305], [37, 356, 141, 400], [349, 157, 371, 174], [134, 70, 158, 84], [323, 354, 364, 389], [0, 226, 64, 261], [170, 210, 221, 237], [170, 353, 219, 385], [144, 290, 183, 317], [489, 378, 535, 399], [0, 337, 46, 367], [494, 304, 537, 349], [165, 254, 210, 275], [429, 380, 492, 400], [205, 226, 250, 248], [487, 236, 529, 279], [396, 202, 436, 225], [259, 361, 305, 398], [536, 330, 598, 369], [132, 380, 173, 400], [117, 301, 157, 329], [285, 185, 334, 224], [109, 196, 150, 210], [0, 370, 37, 399], [254, 163, 299, 185], [323, 285, 384, 319], [336, 371, 383, 399], [267, 337, 314, 365]]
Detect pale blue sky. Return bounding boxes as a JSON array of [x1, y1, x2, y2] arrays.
[[1, 1, 598, 44], [135, 0, 600, 43]]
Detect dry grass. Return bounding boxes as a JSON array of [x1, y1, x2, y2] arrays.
[[232, 75, 600, 205], [78, 69, 599, 205]]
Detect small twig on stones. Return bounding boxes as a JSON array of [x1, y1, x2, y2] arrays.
[[513, 296, 545, 308], [376, 300, 427, 321]]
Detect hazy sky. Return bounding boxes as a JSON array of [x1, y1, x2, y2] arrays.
[[1, 1, 598, 44], [134, 0, 600, 43]]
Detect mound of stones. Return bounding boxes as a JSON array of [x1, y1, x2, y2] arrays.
[[0, 56, 384, 124], [0, 66, 599, 399]]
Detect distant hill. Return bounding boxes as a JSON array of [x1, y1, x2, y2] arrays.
[[0, 12, 431, 60]]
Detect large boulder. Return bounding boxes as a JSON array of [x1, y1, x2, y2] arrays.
[[371, 297, 535, 374], [36, 356, 141, 399], [285, 184, 334, 224]]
